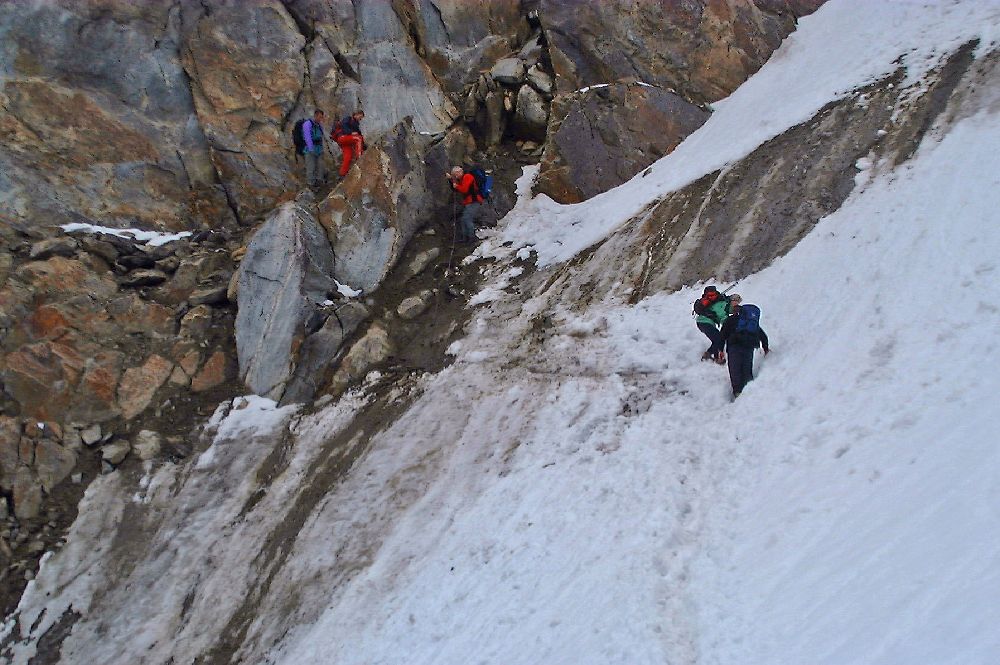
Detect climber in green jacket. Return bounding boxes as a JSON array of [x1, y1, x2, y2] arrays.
[[693, 286, 734, 364]]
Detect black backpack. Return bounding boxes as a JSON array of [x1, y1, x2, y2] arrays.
[[292, 118, 307, 156]]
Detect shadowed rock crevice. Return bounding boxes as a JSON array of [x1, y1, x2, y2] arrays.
[[277, 0, 316, 41], [331, 49, 362, 83]]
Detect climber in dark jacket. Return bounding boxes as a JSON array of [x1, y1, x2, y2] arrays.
[[334, 110, 365, 178], [720, 301, 770, 398]]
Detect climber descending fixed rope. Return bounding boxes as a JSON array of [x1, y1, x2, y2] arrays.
[[445, 165, 492, 244]]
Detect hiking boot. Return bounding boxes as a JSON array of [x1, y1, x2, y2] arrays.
[[715, 352, 726, 365], [701, 351, 713, 362]]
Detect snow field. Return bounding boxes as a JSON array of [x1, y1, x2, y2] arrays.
[[270, 3, 1000, 662], [688, 103, 1000, 664], [270, 91, 1000, 664]]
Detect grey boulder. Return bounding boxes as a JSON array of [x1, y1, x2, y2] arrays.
[[397, 291, 433, 320], [133, 430, 163, 461], [101, 439, 131, 466], [29, 238, 78, 261], [512, 85, 549, 142], [536, 83, 710, 203], [526, 65, 554, 96], [236, 198, 336, 400], [188, 286, 229, 307], [491, 58, 526, 86], [121, 269, 169, 287]]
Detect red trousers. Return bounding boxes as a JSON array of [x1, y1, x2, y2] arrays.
[[336, 135, 364, 176]]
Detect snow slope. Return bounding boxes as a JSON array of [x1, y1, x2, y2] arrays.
[[266, 104, 1000, 664], [689, 103, 1000, 664], [6, 2, 1000, 663], [267, 3, 1000, 662]]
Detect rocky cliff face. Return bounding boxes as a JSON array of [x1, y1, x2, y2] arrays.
[[0, 221, 242, 614], [1, 0, 820, 234], [0, 0, 498, 234], [533, 0, 824, 202], [0, 0, 820, 633], [0, 2, 228, 232]]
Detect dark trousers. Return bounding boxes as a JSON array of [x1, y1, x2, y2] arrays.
[[727, 344, 756, 397], [697, 322, 724, 358], [459, 202, 481, 241]]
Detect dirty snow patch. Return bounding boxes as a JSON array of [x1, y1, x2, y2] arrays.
[[576, 83, 610, 93], [61, 223, 192, 246], [334, 280, 363, 298]]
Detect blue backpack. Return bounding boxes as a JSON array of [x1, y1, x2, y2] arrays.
[[733, 304, 761, 343], [469, 166, 493, 200]]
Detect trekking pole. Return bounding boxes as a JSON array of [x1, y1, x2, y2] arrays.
[[722, 281, 740, 295], [446, 198, 458, 277]]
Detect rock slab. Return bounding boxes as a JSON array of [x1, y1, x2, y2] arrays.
[[117, 355, 174, 420], [536, 83, 710, 203], [236, 198, 336, 400]]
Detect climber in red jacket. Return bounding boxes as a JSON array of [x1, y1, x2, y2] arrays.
[[333, 110, 365, 178], [446, 166, 483, 243]]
